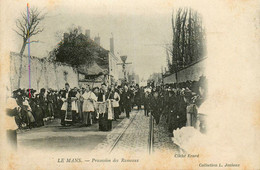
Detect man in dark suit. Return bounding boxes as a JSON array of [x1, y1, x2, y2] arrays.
[[149, 89, 163, 125], [134, 84, 142, 110], [121, 85, 132, 118], [39, 88, 48, 120]]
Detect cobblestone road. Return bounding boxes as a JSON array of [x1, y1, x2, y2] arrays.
[[112, 109, 150, 153], [93, 109, 179, 156], [153, 115, 179, 154], [93, 110, 179, 157], [93, 109, 150, 155]]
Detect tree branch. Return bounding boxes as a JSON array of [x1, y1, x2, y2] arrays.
[[13, 28, 24, 38], [29, 20, 40, 35], [30, 28, 44, 36], [15, 22, 25, 36]]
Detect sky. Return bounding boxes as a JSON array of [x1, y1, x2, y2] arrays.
[[1, 0, 260, 88], [1, 0, 179, 80]]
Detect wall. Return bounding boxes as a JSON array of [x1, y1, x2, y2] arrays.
[[10, 52, 79, 92], [108, 52, 120, 84], [163, 58, 207, 84]]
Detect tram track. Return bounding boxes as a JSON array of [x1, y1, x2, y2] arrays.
[[148, 114, 154, 154], [108, 110, 139, 153], [108, 110, 154, 154]]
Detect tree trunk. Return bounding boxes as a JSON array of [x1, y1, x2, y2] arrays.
[[188, 9, 192, 64], [181, 10, 187, 68], [17, 39, 27, 89]]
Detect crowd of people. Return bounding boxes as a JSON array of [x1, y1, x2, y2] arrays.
[[8, 82, 140, 131], [7, 76, 207, 134], [146, 76, 208, 134]]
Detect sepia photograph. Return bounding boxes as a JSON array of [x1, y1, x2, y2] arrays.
[[0, 0, 260, 169]]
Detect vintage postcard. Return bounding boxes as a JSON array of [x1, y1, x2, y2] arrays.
[[0, 0, 260, 169]]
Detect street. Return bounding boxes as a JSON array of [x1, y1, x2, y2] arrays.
[[93, 109, 150, 154], [17, 108, 178, 154], [17, 113, 124, 152]]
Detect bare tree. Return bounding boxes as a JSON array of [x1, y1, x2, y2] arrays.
[[13, 7, 45, 88]]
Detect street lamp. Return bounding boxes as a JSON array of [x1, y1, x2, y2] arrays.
[[117, 55, 132, 83]]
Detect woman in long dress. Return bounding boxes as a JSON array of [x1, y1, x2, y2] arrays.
[[34, 94, 44, 127]]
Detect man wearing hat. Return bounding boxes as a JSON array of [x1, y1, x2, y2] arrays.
[[121, 85, 132, 119], [143, 89, 150, 117], [39, 88, 48, 121], [134, 84, 141, 110], [28, 89, 36, 112], [149, 88, 163, 125], [47, 88, 55, 120], [34, 93, 44, 127], [176, 88, 187, 129], [15, 88, 23, 107], [166, 90, 178, 133]]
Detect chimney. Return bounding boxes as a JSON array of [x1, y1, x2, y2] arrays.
[[85, 29, 90, 38], [64, 33, 69, 42], [94, 36, 100, 46], [110, 37, 114, 54]]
